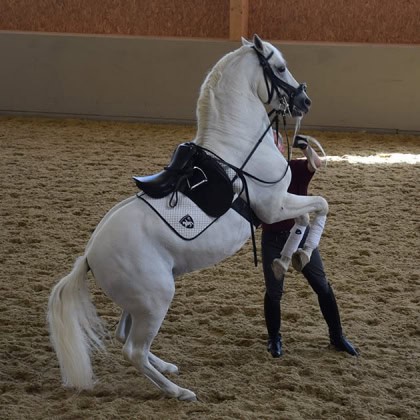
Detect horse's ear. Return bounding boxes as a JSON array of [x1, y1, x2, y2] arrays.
[[253, 34, 265, 54], [241, 37, 253, 47]]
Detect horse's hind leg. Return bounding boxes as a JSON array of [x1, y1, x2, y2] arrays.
[[116, 310, 179, 375], [121, 280, 195, 401], [116, 310, 132, 344], [149, 352, 179, 375], [123, 316, 195, 401]]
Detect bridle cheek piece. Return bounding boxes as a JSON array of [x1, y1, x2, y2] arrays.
[[253, 47, 307, 114]]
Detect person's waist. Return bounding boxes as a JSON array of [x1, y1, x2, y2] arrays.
[[262, 226, 309, 241], [261, 229, 290, 241], [261, 222, 293, 234]]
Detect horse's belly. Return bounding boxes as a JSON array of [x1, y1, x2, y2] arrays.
[[170, 209, 251, 275], [86, 198, 250, 282]]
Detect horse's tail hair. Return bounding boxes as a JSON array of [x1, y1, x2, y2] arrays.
[[47, 255, 106, 390]]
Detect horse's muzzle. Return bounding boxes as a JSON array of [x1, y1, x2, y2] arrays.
[[291, 84, 311, 116]]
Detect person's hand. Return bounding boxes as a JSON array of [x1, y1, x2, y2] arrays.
[[293, 135, 308, 150]]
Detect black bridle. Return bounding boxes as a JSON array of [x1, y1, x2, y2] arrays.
[[253, 47, 308, 114], [198, 47, 308, 266], [239, 47, 308, 184]]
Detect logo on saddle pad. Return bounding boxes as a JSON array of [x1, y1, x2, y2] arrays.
[[179, 214, 194, 229]]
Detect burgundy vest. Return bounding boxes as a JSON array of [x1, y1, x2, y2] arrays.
[[261, 159, 314, 232]]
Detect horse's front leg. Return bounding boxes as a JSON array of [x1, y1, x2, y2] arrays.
[[271, 214, 309, 279], [292, 211, 328, 272], [270, 194, 328, 279]]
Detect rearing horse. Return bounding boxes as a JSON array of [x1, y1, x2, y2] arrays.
[[48, 35, 328, 401]]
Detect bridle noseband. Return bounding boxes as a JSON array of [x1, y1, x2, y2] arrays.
[[253, 47, 308, 114]]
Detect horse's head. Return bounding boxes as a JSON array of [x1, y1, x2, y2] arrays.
[[242, 35, 311, 117]]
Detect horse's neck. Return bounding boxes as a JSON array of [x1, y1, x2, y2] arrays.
[[193, 47, 291, 223], [196, 98, 286, 179], [196, 90, 269, 167], [194, 48, 287, 182]]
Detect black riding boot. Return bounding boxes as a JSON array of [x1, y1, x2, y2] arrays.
[[264, 293, 283, 357], [318, 283, 359, 356]]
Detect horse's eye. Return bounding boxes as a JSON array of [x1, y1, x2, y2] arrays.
[[277, 66, 286, 73]]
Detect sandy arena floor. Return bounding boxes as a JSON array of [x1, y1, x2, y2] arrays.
[[0, 117, 419, 419]]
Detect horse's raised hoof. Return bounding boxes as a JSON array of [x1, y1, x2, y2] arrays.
[[272, 258, 288, 280], [177, 388, 197, 402], [291, 248, 311, 272]]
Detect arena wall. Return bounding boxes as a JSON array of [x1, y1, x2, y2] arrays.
[[0, 31, 419, 133], [1, 0, 419, 44]]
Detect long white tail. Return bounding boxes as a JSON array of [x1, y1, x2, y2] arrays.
[[47, 256, 106, 390]]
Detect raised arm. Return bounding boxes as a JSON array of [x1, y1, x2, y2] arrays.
[[293, 135, 322, 173]]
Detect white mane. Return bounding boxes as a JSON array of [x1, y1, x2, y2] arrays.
[[196, 47, 251, 136]]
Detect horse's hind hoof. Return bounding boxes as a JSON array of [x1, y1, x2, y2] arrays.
[[291, 249, 310, 272], [178, 388, 197, 402], [165, 363, 179, 375]]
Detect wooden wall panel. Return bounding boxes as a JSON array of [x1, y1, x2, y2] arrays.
[[0, 0, 419, 43], [0, 0, 230, 38], [248, 0, 420, 44]]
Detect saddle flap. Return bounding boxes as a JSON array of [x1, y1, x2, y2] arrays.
[[184, 154, 233, 218]]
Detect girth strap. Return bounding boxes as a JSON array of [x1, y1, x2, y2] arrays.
[[231, 197, 261, 228]]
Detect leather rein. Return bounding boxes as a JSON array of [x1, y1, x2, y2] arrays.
[[199, 47, 307, 266], [197, 111, 289, 267]]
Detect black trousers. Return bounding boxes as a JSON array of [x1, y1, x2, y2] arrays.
[[261, 229, 338, 339]]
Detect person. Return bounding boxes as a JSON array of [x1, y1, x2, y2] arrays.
[[261, 132, 358, 358]]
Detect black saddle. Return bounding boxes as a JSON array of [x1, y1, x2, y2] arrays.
[[134, 143, 234, 218]]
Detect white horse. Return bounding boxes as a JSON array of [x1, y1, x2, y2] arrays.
[[48, 35, 328, 401]]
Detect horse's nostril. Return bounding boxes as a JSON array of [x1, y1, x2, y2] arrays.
[[305, 98, 312, 107]]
